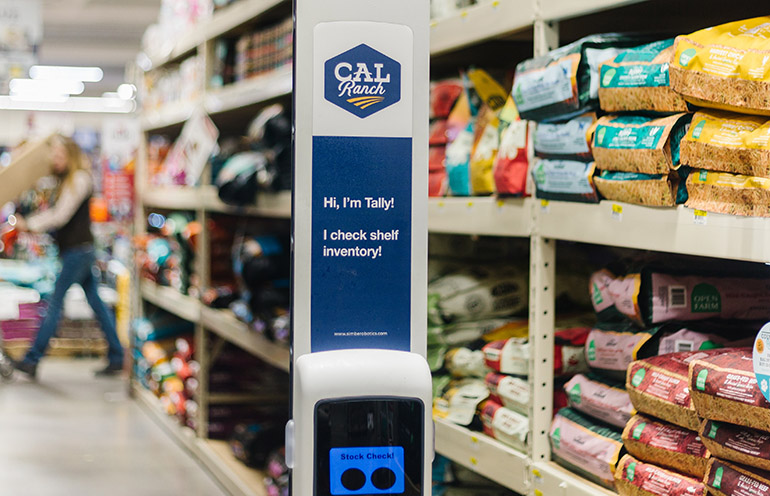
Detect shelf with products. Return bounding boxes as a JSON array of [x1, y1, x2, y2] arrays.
[[531, 461, 617, 496], [140, 101, 197, 133], [133, 382, 268, 496], [203, 0, 288, 43], [434, 417, 530, 495], [205, 66, 292, 117], [139, 280, 200, 323], [200, 306, 290, 373], [538, 200, 770, 264], [428, 197, 533, 237], [142, 185, 291, 219], [430, 0, 535, 56]]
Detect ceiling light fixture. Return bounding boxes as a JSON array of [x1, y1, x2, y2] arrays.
[[10, 78, 85, 96], [29, 65, 104, 83], [0, 96, 135, 114]]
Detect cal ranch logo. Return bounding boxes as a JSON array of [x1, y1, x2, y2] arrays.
[[325, 44, 401, 118]]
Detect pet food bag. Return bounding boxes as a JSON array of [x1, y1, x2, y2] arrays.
[[598, 38, 689, 113], [615, 454, 707, 496], [670, 17, 770, 116], [686, 168, 770, 217]]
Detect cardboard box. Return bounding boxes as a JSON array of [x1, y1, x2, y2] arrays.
[[0, 135, 54, 205]]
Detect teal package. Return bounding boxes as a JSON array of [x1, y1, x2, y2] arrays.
[[600, 39, 675, 89]]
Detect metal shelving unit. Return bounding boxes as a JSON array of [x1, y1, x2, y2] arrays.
[[428, 197, 533, 237], [434, 417, 530, 494]]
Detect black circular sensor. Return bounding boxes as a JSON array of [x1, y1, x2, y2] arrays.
[[341, 468, 366, 491], [371, 467, 397, 490]]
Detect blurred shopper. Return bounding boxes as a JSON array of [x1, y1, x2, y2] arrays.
[[13, 135, 124, 379]]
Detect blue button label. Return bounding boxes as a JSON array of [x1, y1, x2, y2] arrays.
[[330, 446, 405, 495]]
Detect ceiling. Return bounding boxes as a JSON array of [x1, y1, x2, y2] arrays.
[[39, 0, 161, 96]]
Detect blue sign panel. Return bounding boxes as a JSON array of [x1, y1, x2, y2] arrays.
[[329, 446, 405, 495], [311, 136, 412, 352], [324, 44, 401, 119]]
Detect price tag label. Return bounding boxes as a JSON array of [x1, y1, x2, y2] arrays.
[[693, 209, 708, 225], [540, 199, 550, 213], [611, 203, 623, 222]]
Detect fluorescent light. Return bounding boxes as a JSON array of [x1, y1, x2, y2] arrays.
[[10, 78, 85, 96], [29, 65, 103, 82], [117, 84, 136, 100], [0, 96, 136, 114], [10, 93, 69, 103]]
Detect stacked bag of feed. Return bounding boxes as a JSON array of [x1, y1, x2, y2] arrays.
[[513, 33, 654, 203], [688, 348, 770, 496], [516, 16, 770, 217], [550, 258, 770, 491], [431, 69, 530, 198], [594, 39, 693, 207], [669, 18, 770, 217]]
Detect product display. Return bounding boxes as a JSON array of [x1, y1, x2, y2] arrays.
[[565, 373, 635, 429]]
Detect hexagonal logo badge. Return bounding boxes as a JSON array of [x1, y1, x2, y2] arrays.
[[325, 44, 401, 119]]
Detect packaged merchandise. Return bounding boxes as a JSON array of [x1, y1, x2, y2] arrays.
[[433, 379, 489, 427], [614, 454, 707, 496], [686, 169, 770, 217], [591, 268, 770, 326], [550, 407, 625, 489], [592, 114, 691, 174], [598, 39, 689, 113], [565, 373, 635, 428], [704, 458, 770, 496], [445, 122, 475, 196], [483, 326, 589, 377], [429, 146, 449, 197], [594, 169, 688, 207], [493, 96, 529, 196], [431, 80, 464, 119], [533, 113, 596, 161], [680, 110, 770, 177], [626, 349, 738, 431], [622, 414, 710, 479], [444, 347, 487, 378], [700, 419, 770, 473], [586, 321, 747, 380], [480, 399, 528, 452], [428, 265, 528, 325], [670, 17, 770, 116], [689, 348, 770, 432], [531, 159, 600, 203], [485, 372, 530, 415], [469, 116, 500, 195], [513, 33, 650, 122]]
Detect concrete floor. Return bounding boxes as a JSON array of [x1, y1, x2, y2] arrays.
[[0, 358, 228, 496]]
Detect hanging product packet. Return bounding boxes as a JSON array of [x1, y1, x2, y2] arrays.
[[531, 158, 599, 203], [513, 33, 653, 122], [680, 110, 770, 177], [592, 113, 692, 174], [670, 16, 770, 116], [686, 169, 770, 217], [480, 399, 529, 452], [598, 38, 689, 113], [445, 86, 475, 196], [467, 69, 509, 195], [493, 95, 530, 196], [533, 112, 596, 161]]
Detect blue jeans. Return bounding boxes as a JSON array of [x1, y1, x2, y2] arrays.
[[24, 245, 124, 366]]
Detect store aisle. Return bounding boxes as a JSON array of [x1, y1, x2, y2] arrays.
[[0, 358, 228, 496]]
